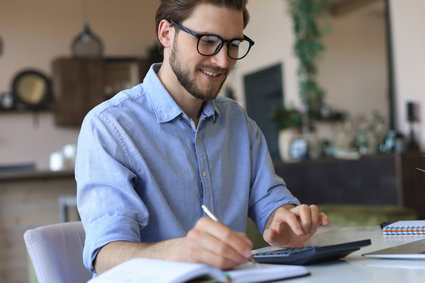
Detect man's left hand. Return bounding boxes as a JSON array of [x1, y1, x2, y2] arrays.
[[263, 204, 329, 247]]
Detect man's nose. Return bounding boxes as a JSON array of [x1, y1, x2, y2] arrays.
[[210, 45, 235, 68]]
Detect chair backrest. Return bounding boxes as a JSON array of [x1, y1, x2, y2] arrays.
[[23, 221, 92, 283]]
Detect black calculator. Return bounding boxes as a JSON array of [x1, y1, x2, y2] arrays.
[[253, 239, 371, 265]]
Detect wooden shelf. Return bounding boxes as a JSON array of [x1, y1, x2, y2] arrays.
[[52, 57, 149, 126]]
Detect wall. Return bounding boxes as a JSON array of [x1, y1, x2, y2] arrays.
[[1, 0, 424, 171], [390, 0, 425, 150], [0, 113, 78, 169], [0, 0, 160, 170], [318, 1, 389, 122], [233, 0, 424, 151], [232, 0, 299, 108]]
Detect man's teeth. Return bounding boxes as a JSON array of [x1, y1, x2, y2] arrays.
[[202, 70, 219, 77]]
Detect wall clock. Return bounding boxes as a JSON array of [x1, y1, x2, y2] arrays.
[[12, 70, 51, 110]]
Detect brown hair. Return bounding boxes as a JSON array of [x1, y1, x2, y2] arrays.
[[155, 0, 250, 54]]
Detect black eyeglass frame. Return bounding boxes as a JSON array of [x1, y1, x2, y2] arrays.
[[170, 20, 255, 60]]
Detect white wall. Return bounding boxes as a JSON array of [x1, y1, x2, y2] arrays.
[[390, 0, 425, 150], [0, 0, 160, 170], [232, 0, 300, 108], [318, 1, 389, 122]]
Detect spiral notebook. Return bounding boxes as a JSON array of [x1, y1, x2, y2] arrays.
[[382, 220, 425, 236]]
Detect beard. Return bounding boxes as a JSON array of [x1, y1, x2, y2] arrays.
[[169, 40, 228, 101]]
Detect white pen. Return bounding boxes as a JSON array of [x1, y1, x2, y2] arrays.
[[201, 204, 220, 222], [201, 204, 258, 264]]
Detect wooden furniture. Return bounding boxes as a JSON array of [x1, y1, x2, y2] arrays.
[[0, 170, 76, 283], [274, 152, 425, 219], [52, 57, 149, 126]]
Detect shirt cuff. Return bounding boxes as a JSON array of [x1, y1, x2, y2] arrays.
[[83, 215, 142, 273]]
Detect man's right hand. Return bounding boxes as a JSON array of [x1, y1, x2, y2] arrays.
[[95, 217, 253, 274], [168, 217, 253, 270]]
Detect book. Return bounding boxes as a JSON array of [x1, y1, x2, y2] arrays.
[[383, 220, 425, 236], [88, 257, 310, 283]]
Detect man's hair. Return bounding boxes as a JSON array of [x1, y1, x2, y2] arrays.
[[155, 0, 250, 54]]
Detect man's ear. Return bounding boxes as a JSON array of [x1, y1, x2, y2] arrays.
[[157, 19, 174, 49]]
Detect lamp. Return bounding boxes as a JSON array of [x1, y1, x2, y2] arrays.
[[71, 0, 103, 58]]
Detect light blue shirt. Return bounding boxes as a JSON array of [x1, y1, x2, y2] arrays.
[[76, 64, 299, 272]]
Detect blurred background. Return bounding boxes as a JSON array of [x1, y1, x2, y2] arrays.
[[0, 0, 425, 282]]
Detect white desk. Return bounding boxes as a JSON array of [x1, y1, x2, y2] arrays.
[[281, 226, 425, 283]]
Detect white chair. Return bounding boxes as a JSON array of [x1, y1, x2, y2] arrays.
[[23, 221, 92, 283]]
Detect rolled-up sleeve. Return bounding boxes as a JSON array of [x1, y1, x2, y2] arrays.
[[76, 110, 149, 272]]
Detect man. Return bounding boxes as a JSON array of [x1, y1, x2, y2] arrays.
[[76, 0, 329, 275]]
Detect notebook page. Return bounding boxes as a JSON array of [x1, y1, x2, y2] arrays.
[[227, 262, 309, 283], [88, 258, 225, 283]]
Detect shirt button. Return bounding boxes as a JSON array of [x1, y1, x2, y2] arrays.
[[202, 172, 207, 177]]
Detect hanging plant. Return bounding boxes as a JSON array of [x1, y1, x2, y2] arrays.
[[271, 0, 333, 132], [289, 0, 332, 123]]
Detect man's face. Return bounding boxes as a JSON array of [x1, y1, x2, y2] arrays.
[[169, 4, 244, 101]]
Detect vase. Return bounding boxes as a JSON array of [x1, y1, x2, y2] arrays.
[[278, 128, 300, 161]]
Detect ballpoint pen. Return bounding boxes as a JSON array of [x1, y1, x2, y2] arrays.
[[201, 204, 258, 264]]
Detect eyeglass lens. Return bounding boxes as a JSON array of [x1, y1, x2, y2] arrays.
[[197, 35, 251, 59]]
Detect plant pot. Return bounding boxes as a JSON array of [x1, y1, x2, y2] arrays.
[[278, 128, 300, 161]]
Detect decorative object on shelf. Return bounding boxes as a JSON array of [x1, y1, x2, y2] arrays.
[[71, 0, 103, 58], [11, 69, 51, 110], [0, 92, 14, 110], [289, 137, 309, 160], [271, 105, 303, 161], [49, 144, 77, 171], [352, 111, 387, 155], [380, 130, 405, 154]]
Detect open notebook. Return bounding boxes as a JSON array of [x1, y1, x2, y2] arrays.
[[88, 258, 309, 283]]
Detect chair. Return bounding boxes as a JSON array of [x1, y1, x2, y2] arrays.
[[23, 221, 92, 283]]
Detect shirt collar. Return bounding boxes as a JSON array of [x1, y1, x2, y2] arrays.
[[202, 100, 219, 123], [144, 63, 219, 124]]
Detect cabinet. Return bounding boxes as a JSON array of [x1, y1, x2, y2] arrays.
[[52, 57, 149, 126], [273, 152, 425, 218]]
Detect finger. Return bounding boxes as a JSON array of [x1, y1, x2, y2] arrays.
[[296, 205, 313, 234], [191, 228, 247, 268], [319, 212, 330, 226], [263, 226, 280, 244], [197, 218, 253, 259], [274, 210, 304, 236], [308, 205, 320, 233]]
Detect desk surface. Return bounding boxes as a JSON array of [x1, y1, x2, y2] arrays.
[[281, 226, 425, 283]]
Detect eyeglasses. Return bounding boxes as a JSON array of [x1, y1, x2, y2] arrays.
[[170, 20, 255, 60]]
